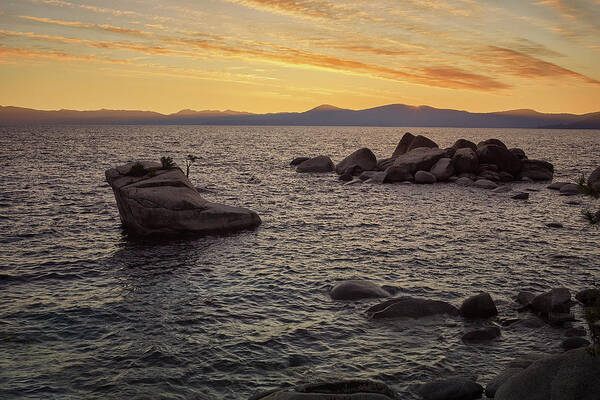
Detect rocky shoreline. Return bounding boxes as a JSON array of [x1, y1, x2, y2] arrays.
[[251, 283, 600, 400]]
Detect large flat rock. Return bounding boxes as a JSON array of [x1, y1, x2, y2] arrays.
[[106, 161, 261, 237]]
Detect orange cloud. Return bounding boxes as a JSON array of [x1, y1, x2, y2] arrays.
[[0, 43, 128, 64], [19, 15, 150, 35]]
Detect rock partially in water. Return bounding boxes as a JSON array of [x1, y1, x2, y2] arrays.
[[359, 171, 381, 182], [430, 158, 455, 182], [105, 161, 261, 237], [545, 221, 564, 228], [296, 156, 335, 173], [391, 132, 417, 158], [253, 380, 397, 400], [335, 148, 378, 175], [453, 148, 479, 174], [415, 170, 437, 184], [473, 179, 498, 189], [415, 376, 483, 400], [456, 177, 474, 187], [477, 138, 507, 150], [575, 288, 600, 306], [383, 165, 413, 183], [559, 183, 579, 196], [367, 297, 459, 319], [509, 148, 527, 160], [330, 280, 390, 300], [547, 181, 569, 190], [519, 160, 553, 181], [406, 135, 439, 153], [462, 326, 501, 342], [511, 192, 529, 200], [492, 186, 512, 193], [290, 157, 310, 166], [516, 291, 535, 308], [485, 368, 522, 398], [560, 337, 590, 350], [588, 165, 600, 192], [564, 327, 586, 337], [460, 292, 498, 319], [494, 348, 600, 400], [530, 288, 571, 315]]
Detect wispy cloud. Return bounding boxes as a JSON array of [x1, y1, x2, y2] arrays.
[[19, 15, 150, 35]]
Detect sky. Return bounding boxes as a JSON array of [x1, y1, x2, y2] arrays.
[[0, 0, 599, 114]]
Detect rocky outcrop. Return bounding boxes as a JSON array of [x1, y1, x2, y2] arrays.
[[494, 348, 600, 400], [105, 161, 261, 237], [415, 170, 437, 184], [519, 160, 553, 181], [335, 148, 377, 175], [476, 145, 521, 175], [367, 297, 459, 319], [430, 158, 455, 182], [415, 376, 483, 400], [460, 292, 498, 318], [296, 156, 335, 173], [530, 288, 572, 315], [452, 148, 479, 174], [330, 280, 390, 300], [252, 380, 397, 400], [392, 147, 446, 174]]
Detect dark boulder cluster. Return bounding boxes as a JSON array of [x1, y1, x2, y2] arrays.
[[292, 133, 554, 191]]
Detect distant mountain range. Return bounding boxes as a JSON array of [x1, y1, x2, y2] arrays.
[[1, 104, 599, 128]]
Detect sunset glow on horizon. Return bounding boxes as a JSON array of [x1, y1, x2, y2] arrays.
[[1, 0, 599, 114]]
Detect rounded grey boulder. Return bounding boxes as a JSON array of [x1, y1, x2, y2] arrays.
[[519, 160, 554, 181], [460, 292, 498, 318], [296, 156, 335, 173], [452, 138, 477, 151], [530, 288, 571, 315], [452, 148, 479, 174], [330, 280, 390, 300], [335, 148, 377, 175]]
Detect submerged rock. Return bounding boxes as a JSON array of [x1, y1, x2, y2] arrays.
[[290, 157, 310, 166], [511, 192, 529, 200], [296, 156, 335, 173], [367, 297, 459, 319], [105, 161, 261, 237], [547, 181, 569, 190], [456, 177, 474, 186], [545, 221, 564, 228], [330, 280, 390, 300], [253, 380, 397, 400], [415, 376, 483, 400], [473, 179, 498, 189], [335, 148, 377, 175], [559, 183, 579, 195], [494, 348, 600, 400], [460, 292, 498, 319], [492, 186, 512, 193], [462, 326, 501, 342]]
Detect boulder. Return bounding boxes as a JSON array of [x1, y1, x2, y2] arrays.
[[452, 139, 477, 151], [376, 157, 394, 171], [456, 177, 474, 186], [473, 179, 498, 189], [296, 156, 335, 173], [485, 369, 522, 398], [406, 135, 439, 152], [367, 297, 459, 319], [339, 174, 353, 182], [330, 280, 390, 300], [460, 292, 498, 318], [391, 132, 416, 158], [105, 161, 261, 237], [476, 145, 521, 175], [392, 147, 446, 174], [453, 148, 479, 174], [462, 326, 501, 342], [494, 348, 600, 400], [547, 182, 569, 190], [415, 170, 437, 184], [492, 186, 511, 193], [335, 148, 377, 175], [253, 380, 397, 400], [479, 163, 499, 172], [511, 192, 529, 200], [383, 165, 413, 183], [430, 158, 455, 182], [477, 138, 507, 150], [575, 288, 600, 306], [559, 183, 579, 195], [516, 291, 535, 307], [415, 376, 483, 400], [478, 170, 501, 181], [560, 337, 590, 350], [588, 166, 600, 192], [530, 288, 571, 315], [290, 157, 310, 166], [443, 147, 456, 158], [509, 148, 527, 160], [519, 160, 554, 181], [359, 171, 381, 182]]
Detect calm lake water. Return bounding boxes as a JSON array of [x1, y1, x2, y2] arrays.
[[1, 125, 600, 399]]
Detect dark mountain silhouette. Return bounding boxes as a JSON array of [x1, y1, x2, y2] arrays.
[[1, 104, 599, 128]]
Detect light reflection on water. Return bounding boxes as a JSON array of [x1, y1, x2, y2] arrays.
[[1, 125, 599, 399]]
